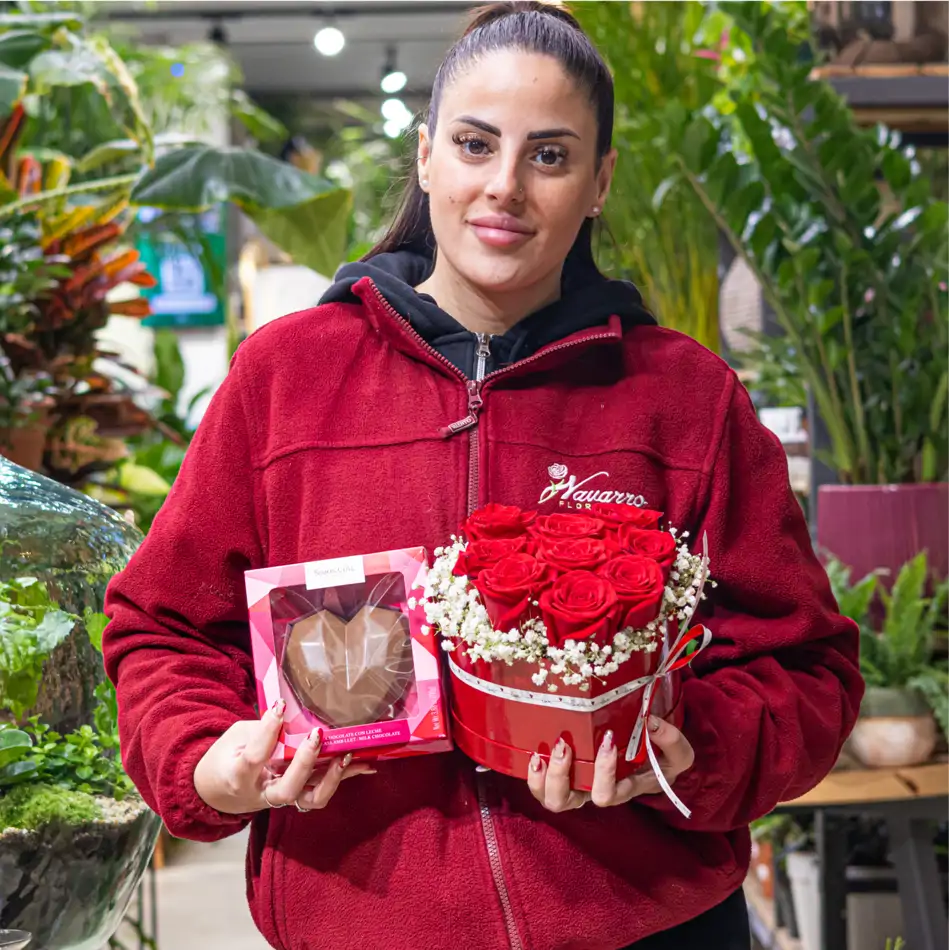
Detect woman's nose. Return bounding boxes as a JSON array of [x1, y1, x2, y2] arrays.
[[484, 158, 525, 206]]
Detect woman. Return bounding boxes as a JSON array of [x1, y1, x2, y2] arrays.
[[103, 4, 863, 948]]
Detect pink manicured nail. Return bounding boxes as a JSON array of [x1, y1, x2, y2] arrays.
[[308, 727, 323, 748], [555, 738, 567, 760], [600, 730, 614, 753], [648, 716, 661, 733], [271, 698, 286, 718], [530, 753, 543, 773], [341, 753, 353, 769]]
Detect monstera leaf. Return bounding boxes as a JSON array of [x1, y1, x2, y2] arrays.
[[131, 144, 351, 277]]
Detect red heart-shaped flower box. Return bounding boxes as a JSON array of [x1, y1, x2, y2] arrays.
[[447, 638, 683, 791]]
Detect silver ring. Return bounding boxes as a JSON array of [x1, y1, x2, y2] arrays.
[[262, 786, 286, 809], [294, 799, 312, 813]]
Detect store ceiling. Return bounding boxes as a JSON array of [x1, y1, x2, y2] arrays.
[[101, 1, 475, 99]]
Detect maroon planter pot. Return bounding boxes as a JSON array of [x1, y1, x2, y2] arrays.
[[817, 483, 949, 585]]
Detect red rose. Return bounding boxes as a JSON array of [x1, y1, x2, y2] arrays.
[[539, 571, 619, 647], [453, 537, 529, 577], [536, 536, 615, 573], [590, 503, 664, 532], [618, 526, 677, 574], [599, 555, 666, 629], [531, 512, 606, 543], [464, 503, 536, 541], [475, 554, 556, 632]]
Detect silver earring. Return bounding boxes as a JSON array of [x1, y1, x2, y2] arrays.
[[591, 205, 601, 216]]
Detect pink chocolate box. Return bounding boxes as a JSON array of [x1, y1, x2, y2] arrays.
[[245, 546, 451, 767]]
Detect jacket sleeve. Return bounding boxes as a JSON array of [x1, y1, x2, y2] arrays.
[[103, 350, 263, 842], [638, 376, 864, 832]]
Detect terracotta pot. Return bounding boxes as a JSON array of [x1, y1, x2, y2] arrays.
[[817, 483, 949, 585], [850, 687, 938, 768], [0, 420, 49, 472]]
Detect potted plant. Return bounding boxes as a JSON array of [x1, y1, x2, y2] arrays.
[[656, 0, 948, 583], [826, 551, 949, 767], [1, 455, 160, 950]]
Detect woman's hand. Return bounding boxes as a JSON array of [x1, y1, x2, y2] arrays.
[[194, 700, 374, 814], [526, 716, 694, 812]]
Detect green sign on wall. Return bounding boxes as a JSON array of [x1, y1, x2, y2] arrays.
[[136, 207, 226, 329]]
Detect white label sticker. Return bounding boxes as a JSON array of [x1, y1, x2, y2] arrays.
[[304, 555, 366, 590]]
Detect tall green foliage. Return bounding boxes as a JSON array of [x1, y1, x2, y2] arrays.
[[657, 1, 948, 484], [572, 1, 721, 352]]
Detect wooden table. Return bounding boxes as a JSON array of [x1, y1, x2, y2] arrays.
[[777, 763, 949, 950]]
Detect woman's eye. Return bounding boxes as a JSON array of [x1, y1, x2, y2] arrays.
[[454, 133, 492, 157], [533, 146, 566, 167]]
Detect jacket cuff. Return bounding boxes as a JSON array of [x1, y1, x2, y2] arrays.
[[164, 733, 255, 842]]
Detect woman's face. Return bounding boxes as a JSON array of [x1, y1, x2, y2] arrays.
[[418, 49, 615, 296]]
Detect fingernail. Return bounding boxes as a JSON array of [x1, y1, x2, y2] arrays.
[[600, 730, 614, 753], [361, 768, 377, 775], [308, 727, 323, 748], [341, 753, 353, 769], [555, 738, 567, 760], [530, 753, 543, 773], [271, 698, 286, 719], [648, 716, 661, 733]]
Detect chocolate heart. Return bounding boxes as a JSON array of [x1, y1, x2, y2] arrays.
[[282, 606, 413, 728]]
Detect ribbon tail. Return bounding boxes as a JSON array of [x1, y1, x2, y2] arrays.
[[644, 729, 691, 819]]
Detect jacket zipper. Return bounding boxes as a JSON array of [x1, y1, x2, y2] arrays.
[[367, 281, 616, 950], [465, 333, 524, 950]]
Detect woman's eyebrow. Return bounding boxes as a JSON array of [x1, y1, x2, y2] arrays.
[[452, 116, 580, 141]]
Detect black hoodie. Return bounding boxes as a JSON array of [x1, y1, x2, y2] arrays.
[[319, 249, 656, 379]]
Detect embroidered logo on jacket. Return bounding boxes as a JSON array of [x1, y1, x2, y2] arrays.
[[538, 463, 648, 509]]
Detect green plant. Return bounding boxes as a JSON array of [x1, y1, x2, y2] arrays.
[[0, 575, 132, 801], [0, 575, 77, 720], [659, 0, 948, 483], [0, 779, 101, 830], [572, 1, 721, 352], [826, 552, 949, 735], [0, 4, 351, 279]]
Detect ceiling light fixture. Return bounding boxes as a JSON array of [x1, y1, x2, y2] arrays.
[[314, 24, 345, 57], [380, 45, 407, 94]]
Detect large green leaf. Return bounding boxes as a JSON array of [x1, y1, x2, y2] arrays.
[[130, 144, 339, 211], [131, 145, 352, 275], [0, 30, 48, 69], [0, 62, 27, 114], [246, 188, 352, 280]]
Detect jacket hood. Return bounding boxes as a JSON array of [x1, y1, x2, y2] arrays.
[[319, 248, 656, 376]]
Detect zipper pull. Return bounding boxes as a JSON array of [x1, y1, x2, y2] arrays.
[[442, 379, 483, 437], [474, 333, 491, 382]]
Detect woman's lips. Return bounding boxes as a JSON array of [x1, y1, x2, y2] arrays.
[[468, 217, 535, 248]]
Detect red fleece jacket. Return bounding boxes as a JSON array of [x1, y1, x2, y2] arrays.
[[103, 277, 863, 950]]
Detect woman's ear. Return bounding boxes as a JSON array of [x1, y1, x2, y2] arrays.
[[592, 148, 617, 216], [417, 123, 432, 192]]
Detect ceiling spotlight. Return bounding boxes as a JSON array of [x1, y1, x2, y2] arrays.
[[381, 45, 407, 93], [381, 98, 409, 122], [314, 25, 345, 57]]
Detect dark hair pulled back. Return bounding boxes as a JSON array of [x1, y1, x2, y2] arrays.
[[365, 1, 614, 268]]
